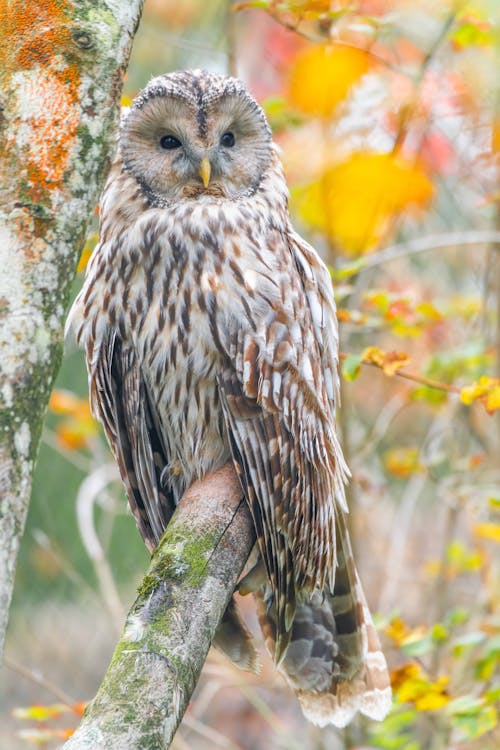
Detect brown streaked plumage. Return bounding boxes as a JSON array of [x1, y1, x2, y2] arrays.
[[67, 69, 391, 727]]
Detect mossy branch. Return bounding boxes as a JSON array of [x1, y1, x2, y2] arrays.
[[63, 464, 255, 750]]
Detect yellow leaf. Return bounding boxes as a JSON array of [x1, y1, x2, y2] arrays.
[[473, 522, 500, 544], [362, 346, 411, 375], [396, 671, 450, 711], [415, 301, 442, 321], [13, 703, 69, 721], [77, 246, 92, 274], [295, 152, 433, 255], [460, 376, 500, 413], [390, 662, 422, 690], [288, 45, 372, 118], [77, 232, 99, 274], [415, 690, 450, 711], [486, 386, 500, 413]]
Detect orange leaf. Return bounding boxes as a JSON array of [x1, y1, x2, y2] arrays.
[[493, 119, 500, 153], [56, 420, 98, 451], [288, 44, 372, 118], [385, 617, 412, 646], [390, 662, 422, 690], [384, 447, 423, 479], [49, 389, 82, 416], [72, 701, 87, 716]]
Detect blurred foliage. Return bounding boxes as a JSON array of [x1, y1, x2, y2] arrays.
[[5, 0, 500, 749]]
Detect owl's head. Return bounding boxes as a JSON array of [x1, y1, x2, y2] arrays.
[[120, 70, 273, 205]]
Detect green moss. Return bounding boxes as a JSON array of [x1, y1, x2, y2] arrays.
[[137, 526, 219, 600]]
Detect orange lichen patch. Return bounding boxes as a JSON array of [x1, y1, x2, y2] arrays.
[[0, 0, 82, 196], [14, 67, 80, 187], [0, 0, 73, 80]]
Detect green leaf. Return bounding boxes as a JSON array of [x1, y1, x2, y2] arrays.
[[486, 685, 500, 704], [452, 705, 498, 740], [342, 353, 362, 382], [452, 631, 487, 657], [446, 695, 484, 715], [368, 707, 419, 749], [261, 95, 304, 132], [431, 623, 449, 643], [444, 607, 469, 627], [330, 258, 366, 280], [402, 634, 434, 657]]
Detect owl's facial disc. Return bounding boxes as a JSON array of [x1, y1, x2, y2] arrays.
[[120, 75, 272, 205]]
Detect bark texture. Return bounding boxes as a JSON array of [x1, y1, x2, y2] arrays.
[[0, 0, 144, 656], [63, 464, 255, 750]]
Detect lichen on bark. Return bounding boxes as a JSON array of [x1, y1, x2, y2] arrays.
[[0, 0, 144, 657]]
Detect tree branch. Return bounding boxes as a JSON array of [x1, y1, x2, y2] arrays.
[[0, 0, 144, 657], [63, 463, 255, 750], [349, 230, 500, 271], [339, 352, 461, 395]]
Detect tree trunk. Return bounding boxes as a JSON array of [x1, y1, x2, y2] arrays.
[[63, 464, 255, 750], [0, 0, 144, 657]]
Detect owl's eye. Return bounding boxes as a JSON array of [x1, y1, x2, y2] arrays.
[[160, 135, 182, 150], [220, 132, 235, 148]]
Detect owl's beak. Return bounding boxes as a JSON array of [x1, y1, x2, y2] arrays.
[[199, 157, 211, 188]]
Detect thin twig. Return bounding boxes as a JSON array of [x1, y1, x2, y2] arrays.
[[4, 655, 77, 708], [338, 352, 461, 395], [353, 393, 407, 467], [346, 230, 500, 271], [376, 470, 428, 614], [75, 464, 124, 635], [183, 715, 244, 750], [261, 9, 408, 74], [226, 1, 238, 77]]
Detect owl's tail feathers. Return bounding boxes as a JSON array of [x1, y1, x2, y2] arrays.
[[256, 584, 391, 727], [255, 511, 391, 727], [292, 594, 392, 728]]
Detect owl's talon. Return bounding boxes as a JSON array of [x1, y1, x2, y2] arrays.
[[237, 558, 267, 595]]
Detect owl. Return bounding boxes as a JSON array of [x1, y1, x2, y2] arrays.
[[67, 69, 391, 728]]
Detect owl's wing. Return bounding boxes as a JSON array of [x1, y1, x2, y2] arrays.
[[217, 229, 349, 662], [91, 330, 175, 552], [287, 230, 342, 418]]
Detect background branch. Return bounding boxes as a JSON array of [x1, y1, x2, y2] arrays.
[[63, 464, 255, 750], [349, 230, 500, 271]]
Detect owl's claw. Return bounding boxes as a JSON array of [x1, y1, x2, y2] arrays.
[[237, 558, 267, 596]]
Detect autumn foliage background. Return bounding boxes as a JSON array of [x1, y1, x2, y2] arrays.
[[2, 1, 500, 748]]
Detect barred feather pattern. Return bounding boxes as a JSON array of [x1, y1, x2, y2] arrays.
[[67, 70, 391, 727]]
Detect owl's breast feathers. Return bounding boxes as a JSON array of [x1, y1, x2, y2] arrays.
[[68, 145, 390, 727]]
